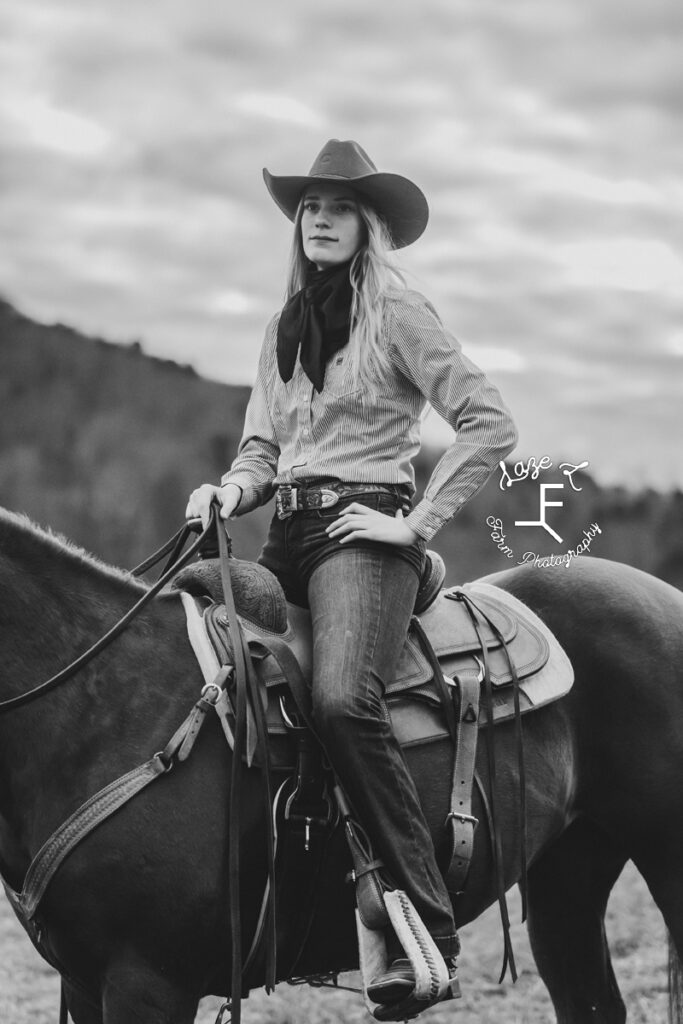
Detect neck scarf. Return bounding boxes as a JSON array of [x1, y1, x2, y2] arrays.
[[276, 261, 353, 392]]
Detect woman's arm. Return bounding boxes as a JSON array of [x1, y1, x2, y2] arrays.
[[389, 295, 518, 542], [186, 317, 282, 525], [217, 314, 282, 515]]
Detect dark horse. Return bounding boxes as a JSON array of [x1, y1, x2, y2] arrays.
[[1, 506, 683, 1024]]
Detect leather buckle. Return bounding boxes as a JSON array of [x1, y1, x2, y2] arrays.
[[445, 811, 479, 828]]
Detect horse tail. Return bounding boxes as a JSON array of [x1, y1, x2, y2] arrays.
[[669, 933, 683, 1024]]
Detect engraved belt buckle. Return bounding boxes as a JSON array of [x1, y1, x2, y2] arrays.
[[276, 485, 297, 519]]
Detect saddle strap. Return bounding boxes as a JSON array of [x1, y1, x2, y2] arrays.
[[283, 727, 334, 847], [18, 753, 172, 920], [410, 616, 458, 744], [215, 512, 277, 1017], [449, 590, 528, 922], [449, 592, 518, 983], [0, 666, 232, 960], [408, 617, 482, 893], [246, 631, 316, 730], [273, 778, 333, 981], [444, 673, 481, 893], [335, 785, 389, 931]]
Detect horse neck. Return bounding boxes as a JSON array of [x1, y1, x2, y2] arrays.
[[0, 514, 190, 879], [0, 517, 145, 692]]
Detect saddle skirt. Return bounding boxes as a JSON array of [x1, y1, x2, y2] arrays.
[[179, 578, 574, 754]]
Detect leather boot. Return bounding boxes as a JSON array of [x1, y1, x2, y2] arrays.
[[367, 958, 416, 1005]]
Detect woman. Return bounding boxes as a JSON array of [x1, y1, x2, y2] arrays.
[[186, 139, 518, 1005]]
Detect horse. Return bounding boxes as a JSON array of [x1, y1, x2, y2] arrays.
[[1, 504, 683, 1024]]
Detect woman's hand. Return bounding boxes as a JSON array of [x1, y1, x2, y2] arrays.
[[185, 483, 242, 529], [325, 503, 419, 547]]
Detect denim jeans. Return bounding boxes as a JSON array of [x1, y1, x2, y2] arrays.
[[258, 486, 458, 954]]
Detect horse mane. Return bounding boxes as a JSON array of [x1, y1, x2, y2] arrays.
[[0, 507, 148, 594]]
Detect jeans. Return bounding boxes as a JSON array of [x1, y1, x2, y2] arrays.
[[258, 486, 458, 955]]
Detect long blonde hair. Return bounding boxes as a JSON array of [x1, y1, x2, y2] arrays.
[[284, 197, 406, 388]]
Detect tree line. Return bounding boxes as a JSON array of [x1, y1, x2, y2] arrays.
[[2, 297, 681, 589]]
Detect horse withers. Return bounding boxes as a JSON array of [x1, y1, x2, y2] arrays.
[[1, 506, 683, 1024]]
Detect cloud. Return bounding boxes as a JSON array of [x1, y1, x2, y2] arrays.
[[203, 289, 259, 317], [0, 0, 682, 488], [233, 92, 324, 128], [666, 333, 683, 358], [3, 92, 111, 157], [465, 346, 527, 374], [555, 239, 683, 295]]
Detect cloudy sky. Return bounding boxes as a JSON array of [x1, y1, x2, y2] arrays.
[[1, 0, 682, 489]]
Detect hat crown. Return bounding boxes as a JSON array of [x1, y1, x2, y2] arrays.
[[307, 139, 378, 180]]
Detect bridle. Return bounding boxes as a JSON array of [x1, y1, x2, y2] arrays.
[[0, 511, 216, 715]]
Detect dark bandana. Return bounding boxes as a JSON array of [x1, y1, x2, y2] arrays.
[[276, 261, 353, 392]]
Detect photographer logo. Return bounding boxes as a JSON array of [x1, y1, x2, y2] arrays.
[[487, 456, 602, 568]]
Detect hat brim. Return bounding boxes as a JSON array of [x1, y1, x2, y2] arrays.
[[262, 168, 428, 249]]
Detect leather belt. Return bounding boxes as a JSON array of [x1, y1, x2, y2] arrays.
[[275, 483, 405, 520], [276, 485, 340, 518]]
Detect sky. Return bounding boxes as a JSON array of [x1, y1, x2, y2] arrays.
[[1, 0, 682, 490]]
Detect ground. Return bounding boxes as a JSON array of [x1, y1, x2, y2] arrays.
[[0, 862, 669, 1023]]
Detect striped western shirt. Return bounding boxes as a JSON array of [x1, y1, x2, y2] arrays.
[[221, 289, 518, 542]]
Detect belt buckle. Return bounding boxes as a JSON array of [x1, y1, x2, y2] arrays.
[[319, 488, 340, 510], [276, 485, 297, 519]]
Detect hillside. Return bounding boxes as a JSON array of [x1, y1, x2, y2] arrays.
[[1, 298, 682, 586], [0, 298, 270, 564]]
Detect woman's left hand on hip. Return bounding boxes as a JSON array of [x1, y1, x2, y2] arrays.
[[325, 504, 419, 547]]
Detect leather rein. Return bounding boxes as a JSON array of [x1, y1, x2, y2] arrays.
[[0, 506, 277, 1024], [0, 514, 215, 715]]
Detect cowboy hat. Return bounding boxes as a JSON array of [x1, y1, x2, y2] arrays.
[[262, 139, 429, 249]]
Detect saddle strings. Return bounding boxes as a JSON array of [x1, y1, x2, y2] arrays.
[[214, 503, 278, 1022], [451, 590, 528, 983], [456, 593, 528, 920]]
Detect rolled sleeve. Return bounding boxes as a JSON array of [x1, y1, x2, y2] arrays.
[[390, 296, 518, 537]]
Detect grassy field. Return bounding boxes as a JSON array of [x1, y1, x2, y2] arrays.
[[0, 861, 669, 1023]]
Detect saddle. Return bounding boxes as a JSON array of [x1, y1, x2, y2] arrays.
[[175, 555, 572, 856], [174, 556, 573, 752]]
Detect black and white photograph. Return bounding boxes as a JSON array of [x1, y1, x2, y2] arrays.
[[1, 1, 682, 1022]]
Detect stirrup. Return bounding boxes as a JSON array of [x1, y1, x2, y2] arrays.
[[372, 970, 460, 1023], [356, 890, 460, 1020]]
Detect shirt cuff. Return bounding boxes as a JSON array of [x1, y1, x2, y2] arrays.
[[219, 473, 261, 516], [405, 499, 452, 543]]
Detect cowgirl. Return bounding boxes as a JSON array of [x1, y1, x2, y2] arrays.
[[186, 139, 518, 1005]]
